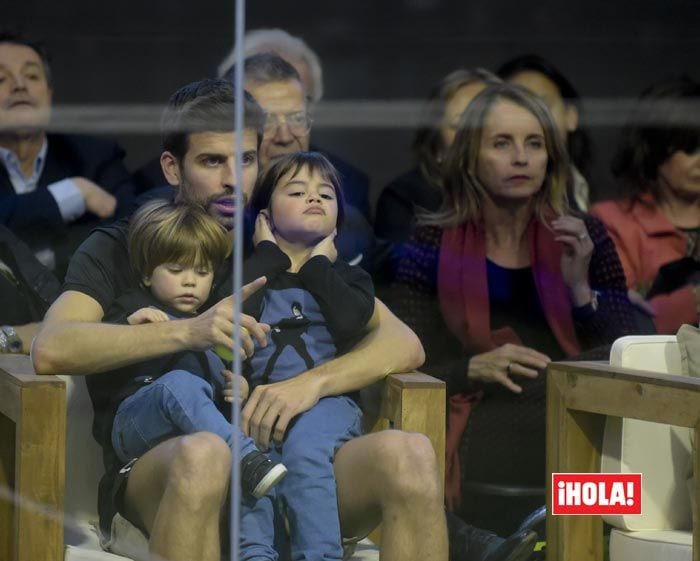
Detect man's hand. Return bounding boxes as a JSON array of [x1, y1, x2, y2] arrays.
[[185, 276, 270, 357], [309, 229, 337, 263], [72, 177, 117, 219], [241, 374, 324, 450], [222, 369, 250, 403], [127, 307, 170, 325]]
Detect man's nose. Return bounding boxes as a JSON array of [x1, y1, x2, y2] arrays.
[[273, 120, 294, 144], [10, 73, 27, 91]]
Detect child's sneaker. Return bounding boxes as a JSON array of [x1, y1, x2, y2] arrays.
[[241, 451, 288, 499]]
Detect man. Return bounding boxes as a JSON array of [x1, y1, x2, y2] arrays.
[[0, 31, 133, 278], [217, 27, 325, 104], [226, 50, 370, 221], [34, 79, 532, 561], [234, 52, 374, 268]]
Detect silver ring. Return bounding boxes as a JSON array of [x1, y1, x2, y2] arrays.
[[578, 232, 588, 241], [506, 362, 513, 375]]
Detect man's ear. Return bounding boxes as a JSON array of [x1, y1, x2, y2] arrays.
[[160, 151, 182, 186], [564, 104, 579, 134]]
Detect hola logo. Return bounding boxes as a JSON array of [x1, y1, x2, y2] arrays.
[[552, 473, 642, 515]]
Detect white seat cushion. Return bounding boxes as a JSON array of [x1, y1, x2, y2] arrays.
[[602, 336, 693, 531], [610, 528, 691, 561]]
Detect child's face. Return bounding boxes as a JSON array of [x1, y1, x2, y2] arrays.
[[268, 166, 338, 246], [144, 263, 214, 313]]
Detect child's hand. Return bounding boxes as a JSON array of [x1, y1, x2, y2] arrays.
[[309, 229, 337, 263], [222, 369, 250, 403], [127, 307, 170, 325], [253, 211, 277, 247]]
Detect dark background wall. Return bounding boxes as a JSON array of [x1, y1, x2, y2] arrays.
[[7, 0, 699, 212]]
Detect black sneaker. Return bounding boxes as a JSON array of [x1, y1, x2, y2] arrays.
[[241, 451, 288, 499]]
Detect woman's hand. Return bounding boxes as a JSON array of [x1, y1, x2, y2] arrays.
[[468, 343, 551, 393], [309, 229, 338, 263], [253, 211, 277, 247], [552, 216, 594, 305]]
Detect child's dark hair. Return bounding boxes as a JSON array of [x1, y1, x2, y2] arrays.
[[248, 151, 345, 228], [128, 199, 232, 281]]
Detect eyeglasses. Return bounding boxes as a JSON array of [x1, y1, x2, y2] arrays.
[[263, 111, 312, 136]]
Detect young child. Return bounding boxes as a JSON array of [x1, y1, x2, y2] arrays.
[[241, 152, 375, 561], [96, 200, 286, 500]]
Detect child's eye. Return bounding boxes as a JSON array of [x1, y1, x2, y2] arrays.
[[196, 269, 211, 276], [321, 193, 335, 200], [289, 191, 305, 197], [167, 266, 183, 273]]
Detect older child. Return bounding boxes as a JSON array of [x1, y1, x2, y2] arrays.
[[241, 152, 375, 561], [95, 200, 286, 502]]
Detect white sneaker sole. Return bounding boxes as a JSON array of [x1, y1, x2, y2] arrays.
[[252, 464, 288, 499]]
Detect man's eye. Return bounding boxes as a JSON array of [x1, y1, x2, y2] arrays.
[[494, 139, 509, 148], [242, 152, 257, 165]]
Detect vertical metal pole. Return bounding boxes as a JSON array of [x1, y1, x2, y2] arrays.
[[231, 0, 245, 560]]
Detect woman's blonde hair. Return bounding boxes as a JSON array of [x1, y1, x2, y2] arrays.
[[422, 83, 571, 228], [128, 199, 231, 281]]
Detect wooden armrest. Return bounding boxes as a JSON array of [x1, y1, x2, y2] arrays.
[[0, 354, 65, 561], [365, 371, 446, 487], [546, 360, 700, 561]]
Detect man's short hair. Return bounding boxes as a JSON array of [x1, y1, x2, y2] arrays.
[[161, 78, 265, 161], [128, 199, 231, 281], [217, 28, 324, 102], [0, 30, 52, 88], [222, 52, 301, 89]]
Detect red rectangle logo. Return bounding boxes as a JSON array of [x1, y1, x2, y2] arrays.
[[552, 473, 642, 515]]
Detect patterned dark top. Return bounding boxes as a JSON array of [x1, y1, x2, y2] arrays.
[[388, 214, 644, 396]]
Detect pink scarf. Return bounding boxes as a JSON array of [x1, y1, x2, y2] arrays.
[[437, 218, 581, 509]]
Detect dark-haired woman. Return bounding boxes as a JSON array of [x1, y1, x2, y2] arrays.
[[591, 76, 700, 334]]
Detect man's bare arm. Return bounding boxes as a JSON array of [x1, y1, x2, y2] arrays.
[[242, 298, 425, 448], [33, 279, 268, 376]]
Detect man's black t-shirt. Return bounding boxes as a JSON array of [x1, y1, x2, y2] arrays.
[[63, 217, 236, 314]]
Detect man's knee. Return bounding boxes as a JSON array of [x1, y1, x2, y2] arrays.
[[167, 432, 232, 507], [376, 431, 442, 504]]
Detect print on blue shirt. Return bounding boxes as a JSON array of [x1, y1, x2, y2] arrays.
[[248, 287, 336, 385]]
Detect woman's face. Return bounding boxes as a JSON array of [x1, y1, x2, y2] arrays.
[[439, 82, 487, 153], [508, 70, 578, 143], [658, 149, 700, 197], [476, 99, 549, 202]]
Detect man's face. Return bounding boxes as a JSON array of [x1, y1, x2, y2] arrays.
[[161, 129, 259, 230], [245, 79, 310, 170], [0, 42, 52, 133]]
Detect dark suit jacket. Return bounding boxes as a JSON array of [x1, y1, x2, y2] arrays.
[[0, 133, 134, 278]]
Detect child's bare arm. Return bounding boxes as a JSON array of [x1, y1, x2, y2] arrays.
[[127, 307, 170, 325]]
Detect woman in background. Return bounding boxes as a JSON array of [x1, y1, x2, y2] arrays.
[[591, 76, 700, 334], [498, 54, 593, 211]]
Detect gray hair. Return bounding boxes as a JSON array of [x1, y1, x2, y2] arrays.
[[217, 28, 324, 103]]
